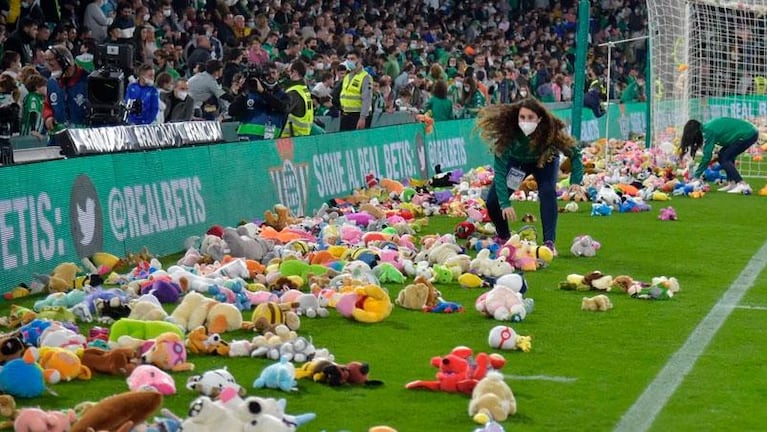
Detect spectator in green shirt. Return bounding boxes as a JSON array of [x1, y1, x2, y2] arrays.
[[422, 80, 454, 121], [620, 74, 645, 103], [21, 74, 46, 138]]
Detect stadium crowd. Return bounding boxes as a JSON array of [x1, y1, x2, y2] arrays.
[[0, 0, 650, 141]]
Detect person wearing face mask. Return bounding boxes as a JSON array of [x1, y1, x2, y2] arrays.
[[162, 78, 194, 122], [42, 45, 89, 137], [476, 98, 584, 255], [124, 63, 159, 125], [337, 49, 372, 131]]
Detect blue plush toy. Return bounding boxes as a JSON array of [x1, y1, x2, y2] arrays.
[[703, 162, 727, 182], [0, 347, 59, 398], [253, 356, 298, 392]]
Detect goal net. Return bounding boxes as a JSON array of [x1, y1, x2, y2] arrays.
[[648, 0, 767, 178]]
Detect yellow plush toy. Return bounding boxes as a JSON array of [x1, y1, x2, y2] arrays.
[[335, 284, 393, 323], [38, 347, 92, 381], [45, 262, 81, 293], [581, 294, 613, 312]]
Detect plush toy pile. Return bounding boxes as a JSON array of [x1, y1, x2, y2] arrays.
[[0, 143, 708, 430]]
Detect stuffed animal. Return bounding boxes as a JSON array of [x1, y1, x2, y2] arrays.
[[229, 395, 316, 429], [108, 318, 184, 342], [126, 364, 176, 395], [570, 235, 601, 257], [140, 332, 195, 372], [395, 276, 440, 310], [0, 334, 26, 365], [295, 359, 383, 387], [13, 407, 76, 432], [264, 204, 297, 231], [40, 262, 81, 293], [468, 371, 517, 424], [168, 292, 243, 334], [247, 301, 301, 333], [581, 294, 613, 311], [186, 366, 245, 398], [70, 390, 163, 432], [127, 294, 168, 321], [658, 206, 678, 221], [487, 326, 532, 352], [0, 347, 59, 398], [335, 284, 393, 323], [406, 346, 506, 394], [80, 347, 139, 375], [178, 394, 247, 432], [38, 346, 92, 381], [475, 276, 533, 322], [253, 356, 298, 392], [185, 326, 231, 356]]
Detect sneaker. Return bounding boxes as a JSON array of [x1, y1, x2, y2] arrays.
[[727, 183, 751, 194], [543, 240, 558, 257], [717, 182, 735, 192]]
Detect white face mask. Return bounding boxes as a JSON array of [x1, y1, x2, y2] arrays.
[[50, 70, 62, 79], [519, 121, 538, 136], [120, 27, 135, 38], [143, 14, 150, 21], [175, 90, 187, 100], [454, 81, 463, 88], [163, 9, 172, 17]]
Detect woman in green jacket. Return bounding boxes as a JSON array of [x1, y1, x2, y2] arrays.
[[680, 117, 758, 194], [476, 98, 584, 254], [422, 80, 454, 121]]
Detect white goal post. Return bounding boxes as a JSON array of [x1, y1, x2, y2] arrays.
[[647, 0, 767, 177]]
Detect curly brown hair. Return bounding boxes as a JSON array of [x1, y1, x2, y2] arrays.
[[476, 98, 576, 167]]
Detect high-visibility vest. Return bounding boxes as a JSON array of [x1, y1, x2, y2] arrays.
[[340, 70, 369, 113], [755, 76, 767, 95], [282, 83, 314, 137]]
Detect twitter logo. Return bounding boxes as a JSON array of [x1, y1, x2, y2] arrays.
[[76, 198, 96, 245], [70, 175, 103, 258]]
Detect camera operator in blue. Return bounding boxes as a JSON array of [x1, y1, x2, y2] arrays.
[[229, 62, 288, 140], [124, 63, 159, 125], [42, 45, 89, 142]]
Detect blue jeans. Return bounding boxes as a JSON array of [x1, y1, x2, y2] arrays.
[[486, 158, 560, 243], [717, 132, 758, 182]]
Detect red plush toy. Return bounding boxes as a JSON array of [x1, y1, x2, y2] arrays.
[[454, 221, 476, 239], [405, 346, 506, 394]]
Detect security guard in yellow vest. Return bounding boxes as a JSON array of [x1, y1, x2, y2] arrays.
[[338, 49, 372, 131], [281, 60, 315, 137]]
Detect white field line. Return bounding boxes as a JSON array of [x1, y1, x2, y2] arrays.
[[614, 241, 767, 432], [734, 304, 767, 311], [503, 374, 577, 383]]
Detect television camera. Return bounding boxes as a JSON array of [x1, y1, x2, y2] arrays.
[[87, 43, 135, 126]]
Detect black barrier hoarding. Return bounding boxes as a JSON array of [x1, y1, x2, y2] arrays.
[[56, 121, 224, 157]]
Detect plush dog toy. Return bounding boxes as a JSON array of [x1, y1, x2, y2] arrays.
[[80, 347, 139, 375], [185, 326, 231, 356], [186, 367, 245, 398], [38, 346, 92, 381], [296, 359, 383, 387], [406, 346, 506, 395], [140, 332, 195, 372], [253, 356, 298, 392], [581, 294, 613, 311]]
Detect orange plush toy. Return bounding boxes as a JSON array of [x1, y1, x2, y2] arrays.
[[406, 346, 506, 395]]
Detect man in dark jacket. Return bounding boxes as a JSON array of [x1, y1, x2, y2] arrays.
[[162, 78, 194, 122], [5, 17, 38, 65]]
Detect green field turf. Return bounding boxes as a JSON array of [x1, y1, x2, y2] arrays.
[[1, 187, 767, 432]]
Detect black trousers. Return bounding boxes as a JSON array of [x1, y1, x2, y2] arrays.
[[339, 112, 371, 131]]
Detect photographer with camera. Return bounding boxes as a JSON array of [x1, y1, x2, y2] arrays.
[[228, 62, 288, 140], [42, 45, 89, 140], [124, 64, 159, 125]]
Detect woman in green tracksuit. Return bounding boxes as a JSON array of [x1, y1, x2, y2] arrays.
[[680, 117, 759, 194]]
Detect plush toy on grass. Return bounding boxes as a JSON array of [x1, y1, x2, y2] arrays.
[[185, 326, 231, 356], [395, 276, 440, 311], [335, 284, 393, 323], [581, 294, 613, 311], [253, 356, 298, 392], [487, 326, 532, 352], [80, 347, 139, 376], [38, 346, 92, 381], [0, 347, 59, 398], [140, 332, 195, 372], [126, 364, 176, 395], [570, 235, 601, 257], [295, 359, 383, 387], [70, 390, 163, 432], [406, 346, 506, 395], [13, 407, 76, 432], [658, 206, 678, 221], [186, 366, 245, 398], [469, 371, 517, 424]]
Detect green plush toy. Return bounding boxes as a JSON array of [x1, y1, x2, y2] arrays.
[[279, 260, 328, 286], [108, 318, 185, 342], [431, 265, 453, 284], [372, 263, 406, 284]]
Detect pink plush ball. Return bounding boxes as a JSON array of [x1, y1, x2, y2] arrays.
[[488, 325, 518, 350]]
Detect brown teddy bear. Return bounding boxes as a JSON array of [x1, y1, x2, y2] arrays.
[[469, 370, 517, 424], [581, 294, 613, 311], [263, 204, 297, 231], [70, 391, 163, 432], [395, 276, 440, 310]]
